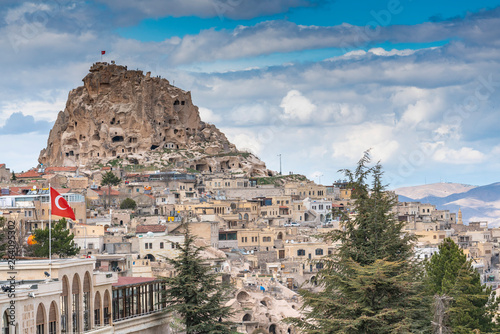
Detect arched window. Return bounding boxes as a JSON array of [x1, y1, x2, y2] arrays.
[[72, 274, 81, 333], [315, 248, 323, 256], [36, 303, 46, 334], [83, 272, 91, 331], [2, 310, 10, 334], [61, 275, 69, 333], [49, 301, 57, 334], [94, 291, 101, 327], [103, 290, 111, 325]]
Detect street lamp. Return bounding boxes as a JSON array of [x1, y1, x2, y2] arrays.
[[277, 154, 282, 175]]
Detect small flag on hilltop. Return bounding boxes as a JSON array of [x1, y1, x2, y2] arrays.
[[50, 187, 76, 220], [101, 50, 106, 55]]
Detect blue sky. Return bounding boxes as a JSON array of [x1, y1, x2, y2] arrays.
[[1, 0, 500, 188]]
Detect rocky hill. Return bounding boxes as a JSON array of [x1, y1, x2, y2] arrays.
[[394, 182, 477, 199], [38, 62, 268, 176], [396, 182, 500, 227]]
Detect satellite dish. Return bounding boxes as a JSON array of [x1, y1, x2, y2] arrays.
[[146, 231, 154, 237]]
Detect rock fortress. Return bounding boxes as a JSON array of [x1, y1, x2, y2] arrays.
[[38, 62, 270, 177]]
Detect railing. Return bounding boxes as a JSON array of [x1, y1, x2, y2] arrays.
[[113, 308, 163, 323]]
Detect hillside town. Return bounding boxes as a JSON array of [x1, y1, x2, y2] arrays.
[[1, 159, 498, 333]]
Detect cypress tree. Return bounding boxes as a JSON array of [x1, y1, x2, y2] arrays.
[[162, 226, 235, 334], [288, 151, 431, 333], [425, 238, 498, 333]]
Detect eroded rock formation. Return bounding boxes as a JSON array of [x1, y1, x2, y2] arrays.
[[39, 62, 268, 176]]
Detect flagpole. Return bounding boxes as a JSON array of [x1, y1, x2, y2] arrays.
[[49, 184, 52, 279]]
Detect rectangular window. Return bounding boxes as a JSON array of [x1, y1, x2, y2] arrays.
[[279, 250, 285, 259]]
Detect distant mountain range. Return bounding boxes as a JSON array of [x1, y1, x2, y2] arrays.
[[393, 182, 500, 228]]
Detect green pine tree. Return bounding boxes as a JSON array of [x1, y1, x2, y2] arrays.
[[425, 238, 498, 333], [101, 170, 121, 209], [120, 197, 137, 209], [161, 226, 235, 334], [11, 170, 16, 181], [287, 151, 431, 333], [31, 218, 80, 258]]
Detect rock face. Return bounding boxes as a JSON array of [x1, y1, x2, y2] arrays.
[[39, 63, 268, 176]]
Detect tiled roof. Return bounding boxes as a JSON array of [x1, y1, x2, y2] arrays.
[[17, 170, 42, 178], [113, 277, 156, 287], [0, 164, 5, 168], [0, 187, 25, 196], [136, 225, 167, 233]]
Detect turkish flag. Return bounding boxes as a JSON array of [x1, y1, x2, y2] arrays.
[[50, 187, 76, 220], [101, 50, 105, 55]]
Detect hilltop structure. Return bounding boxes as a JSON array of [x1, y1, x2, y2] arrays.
[[38, 62, 268, 176]]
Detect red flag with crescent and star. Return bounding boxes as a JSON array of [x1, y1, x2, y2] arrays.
[[50, 187, 76, 220]]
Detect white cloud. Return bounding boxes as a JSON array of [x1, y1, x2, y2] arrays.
[[221, 129, 263, 156], [198, 107, 221, 123], [320, 103, 366, 124], [368, 47, 417, 57], [390, 87, 428, 107], [95, 0, 317, 21], [4, 2, 51, 24], [0, 92, 67, 125], [433, 147, 485, 164], [331, 123, 400, 163], [229, 104, 278, 126], [398, 90, 445, 127], [280, 90, 316, 122]]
